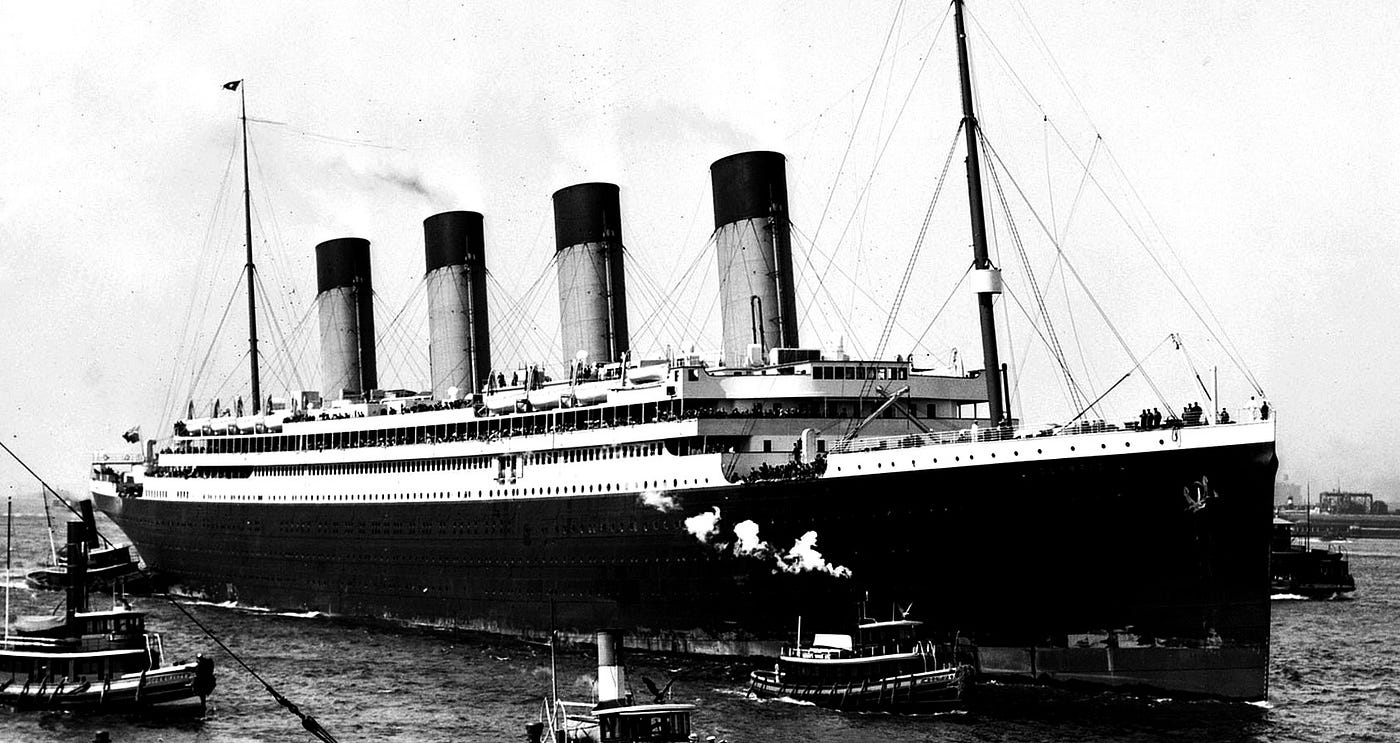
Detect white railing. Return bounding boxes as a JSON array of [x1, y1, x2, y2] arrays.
[[90, 451, 146, 465], [830, 405, 1272, 455]]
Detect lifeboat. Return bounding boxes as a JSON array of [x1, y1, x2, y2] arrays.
[[627, 364, 667, 384], [485, 392, 523, 414], [571, 384, 609, 406]]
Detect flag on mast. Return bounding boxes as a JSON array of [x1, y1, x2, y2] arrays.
[[223, 80, 241, 91]]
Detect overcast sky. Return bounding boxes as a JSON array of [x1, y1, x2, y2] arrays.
[[1, 1, 1397, 500]]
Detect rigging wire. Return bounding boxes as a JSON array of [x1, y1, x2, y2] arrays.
[[628, 237, 713, 350], [0, 439, 112, 548], [162, 597, 341, 743], [906, 261, 974, 361], [999, 281, 1077, 412], [253, 272, 314, 394], [1173, 333, 1216, 409], [871, 122, 965, 361], [980, 132, 1091, 414], [488, 266, 560, 373], [799, 1, 953, 332], [978, 132, 1177, 415], [1057, 333, 1177, 431], [207, 348, 255, 408], [254, 275, 317, 396], [158, 138, 240, 432], [624, 254, 702, 354], [844, 121, 967, 430], [248, 134, 307, 338], [1044, 119, 1263, 398], [788, 221, 955, 364], [1100, 145, 1266, 396], [495, 256, 558, 358], [374, 282, 430, 389], [180, 272, 250, 414], [968, 2, 1263, 401], [797, 0, 909, 324]]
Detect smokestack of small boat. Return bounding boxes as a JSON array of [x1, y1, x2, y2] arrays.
[[553, 183, 629, 366], [423, 211, 491, 399], [595, 629, 627, 709], [65, 521, 89, 621], [711, 151, 798, 367], [316, 237, 378, 399]]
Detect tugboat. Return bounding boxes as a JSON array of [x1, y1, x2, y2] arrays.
[[1, 522, 215, 711], [530, 630, 703, 743], [25, 500, 148, 594], [747, 614, 969, 713], [1271, 517, 1356, 599]]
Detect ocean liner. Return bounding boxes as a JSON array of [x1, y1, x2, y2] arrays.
[[91, 1, 1276, 700]]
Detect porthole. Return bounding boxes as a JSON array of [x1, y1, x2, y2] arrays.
[[1101, 443, 1107, 449], [1070, 446, 1076, 452], [1125, 442, 1131, 448], [1037, 449, 1042, 454]]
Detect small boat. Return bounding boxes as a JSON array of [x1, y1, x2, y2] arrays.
[[1271, 517, 1356, 599], [23, 543, 148, 594], [748, 616, 968, 713], [24, 497, 148, 595], [529, 630, 703, 743], [1, 521, 215, 711]]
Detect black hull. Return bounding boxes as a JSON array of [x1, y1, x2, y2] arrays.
[[94, 440, 1275, 699]]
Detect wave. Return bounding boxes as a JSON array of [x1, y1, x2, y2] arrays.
[[168, 596, 329, 619]]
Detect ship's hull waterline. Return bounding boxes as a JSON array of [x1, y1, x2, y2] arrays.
[[93, 426, 1275, 700]]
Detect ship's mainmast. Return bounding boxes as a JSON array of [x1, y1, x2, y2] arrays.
[[232, 81, 262, 415], [954, 0, 1005, 424]]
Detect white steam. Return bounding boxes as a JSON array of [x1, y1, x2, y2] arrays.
[[780, 531, 852, 578], [639, 490, 677, 513], [699, 517, 851, 579], [731, 519, 771, 557], [684, 507, 721, 543]]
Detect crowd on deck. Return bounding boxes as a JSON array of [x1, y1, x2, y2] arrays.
[[1135, 400, 1269, 430], [747, 456, 828, 483], [689, 403, 824, 419]]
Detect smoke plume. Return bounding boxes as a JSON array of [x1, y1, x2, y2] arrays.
[[731, 520, 771, 557], [780, 531, 852, 578], [683, 511, 852, 579], [684, 507, 721, 544], [639, 490, 678, 513]]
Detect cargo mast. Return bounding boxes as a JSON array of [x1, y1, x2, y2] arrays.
[[954, 0, 1005, 424]]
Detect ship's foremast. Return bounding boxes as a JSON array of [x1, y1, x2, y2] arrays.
[[954, 0, 1005, 425]]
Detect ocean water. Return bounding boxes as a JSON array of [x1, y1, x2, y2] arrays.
[[1, 507, 1395, 743]]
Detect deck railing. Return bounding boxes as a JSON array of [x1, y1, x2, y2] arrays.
[[830, 405, 1272, 455]]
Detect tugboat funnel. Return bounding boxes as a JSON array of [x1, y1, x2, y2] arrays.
[[595, 629, 627, 709]]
